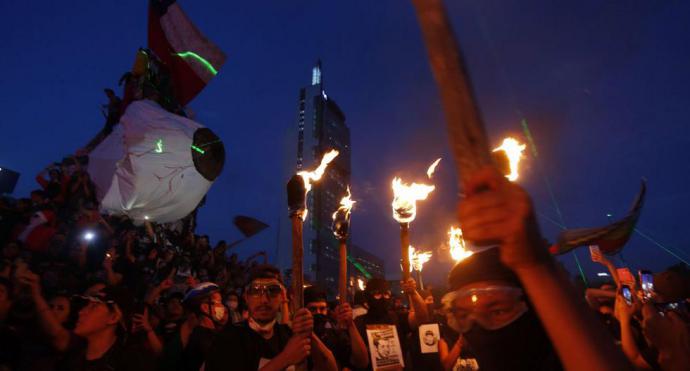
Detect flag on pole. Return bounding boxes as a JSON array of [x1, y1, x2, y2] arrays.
[[550, 180, 646, 255], [148, 0, 226, 106], [233, 216, 269, 238]]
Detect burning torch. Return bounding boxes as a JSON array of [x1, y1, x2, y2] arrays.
[[409, 245, 432, 290], [287, 149, 339, 309], [448, 226, 473, 263], [492, 137, 526, 182], [391, 159, 438, 281], [332, 187, 355, 303]]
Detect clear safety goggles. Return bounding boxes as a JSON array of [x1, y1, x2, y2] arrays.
[[442, 286, 528, 332]]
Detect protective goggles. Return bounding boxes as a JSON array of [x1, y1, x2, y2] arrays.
[[442, 286, 528, 332], [368, 290, 392, 300], [245, 283, 284, 299]]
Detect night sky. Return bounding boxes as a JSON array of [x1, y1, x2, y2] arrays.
[[2, 1, 689, 286]]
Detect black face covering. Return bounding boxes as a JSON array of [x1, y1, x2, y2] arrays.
[[367, 298, 390, 318], [462, 310, 562, 371], [312, 313, 330, 338]]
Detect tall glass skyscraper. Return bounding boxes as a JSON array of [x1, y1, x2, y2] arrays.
[[279, 61, 385, 298]]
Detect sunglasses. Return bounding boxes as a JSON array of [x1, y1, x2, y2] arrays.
[[246, 284, 283, 299]]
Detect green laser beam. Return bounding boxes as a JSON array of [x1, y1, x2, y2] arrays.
[[191, 145, 206, 154], [347, 255, 372, 279], [522, 118, 587, 285], [174, 51, 218, 75], [155, 139, 164, 153]]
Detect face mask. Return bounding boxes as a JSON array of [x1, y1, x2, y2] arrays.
[[213, 306, 226, 321], [368, 298, 390, 317], [312, 313, 330, 337], [462, 310, 559, 371]]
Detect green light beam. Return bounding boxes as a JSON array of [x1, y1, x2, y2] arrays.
[[191, 145, 206, 154], [523, 118, 587, 285], [174, 51, 218, 75], [347, 255, 373, 279], [155, 139, 164, 153]]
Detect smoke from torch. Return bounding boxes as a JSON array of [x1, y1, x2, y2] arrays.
[[449, 226, 473, 262], [492, 137, 526, 181]]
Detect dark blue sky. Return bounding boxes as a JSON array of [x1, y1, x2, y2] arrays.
[[2, 1, 689, 285]]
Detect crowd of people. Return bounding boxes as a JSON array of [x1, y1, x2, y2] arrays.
[[1, 156, 689, 370]]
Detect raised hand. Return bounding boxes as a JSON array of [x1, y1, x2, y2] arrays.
[[292, 308, 314, 337], [458, 167, 547, 271], [335, 302, 354, 327], [401, 278, 418, 296]]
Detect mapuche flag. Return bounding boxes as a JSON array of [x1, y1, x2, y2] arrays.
[[149, 0, 226, 106], [550, 180, 647, 255]]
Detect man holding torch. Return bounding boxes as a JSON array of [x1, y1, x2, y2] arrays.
[[411, 0, 632, 369]]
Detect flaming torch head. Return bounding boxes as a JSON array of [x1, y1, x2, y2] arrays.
[[332, 187, 356, 240], [287, 174, 307, 218], [449, 226, 473, 262], [391, 178, 435, 224], [409, 245, 432, 272], [492, 137, 526, 181], [288, 149, 339, 220]]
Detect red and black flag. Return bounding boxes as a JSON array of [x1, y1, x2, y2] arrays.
[[550, 180, 647, 255], [148, 0, 226, 106]]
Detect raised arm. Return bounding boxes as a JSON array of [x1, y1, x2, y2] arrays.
[[336, 302, 369, 369], [402, 278, 429, 328], [439, 337, 462, 371], [16, 270, 71, 351], [458, 167, 632, 371]]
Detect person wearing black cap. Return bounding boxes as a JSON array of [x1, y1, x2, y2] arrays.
[[449, 167, 631, 370], [17, 268, 155, 370], [353, 276, 429, 371], [304, 285, 369, 369], [60, 285, 155, 370], [206, 264, 338, 371]]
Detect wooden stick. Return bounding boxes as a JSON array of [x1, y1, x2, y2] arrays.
[[411, 0, 493, 186], [400, 223, 411, 281], [338, 239, 348, 303], [291, 215, 304, 310]]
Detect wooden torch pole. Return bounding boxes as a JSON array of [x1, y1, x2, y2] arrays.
[[338, 239, 348, 303], [291, 215, 304, 310], [400, 223, 411, 281]]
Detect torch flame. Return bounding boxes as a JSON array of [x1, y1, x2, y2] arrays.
[[391, 178, 435, 224], [297, 149, 339, 192], [426, 158, 442, 179], [492, 137, 526, 181], [296, 149, 339, 220], [449, 226, 473, 262], [409, 245, 432, 272], [357, 278, 365, 291], [332, 186, 356, 221]]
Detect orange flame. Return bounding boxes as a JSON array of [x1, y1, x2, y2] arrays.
[[409, 245, 432, 272], [449, 226, 473, 262], [331, 186, 356, 221], [296, 149, 339, 220], [427, 158, 442, 179], [357, 278, 365, 291], [391, 178, 435, 223], [493, 137, 526, 181]]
